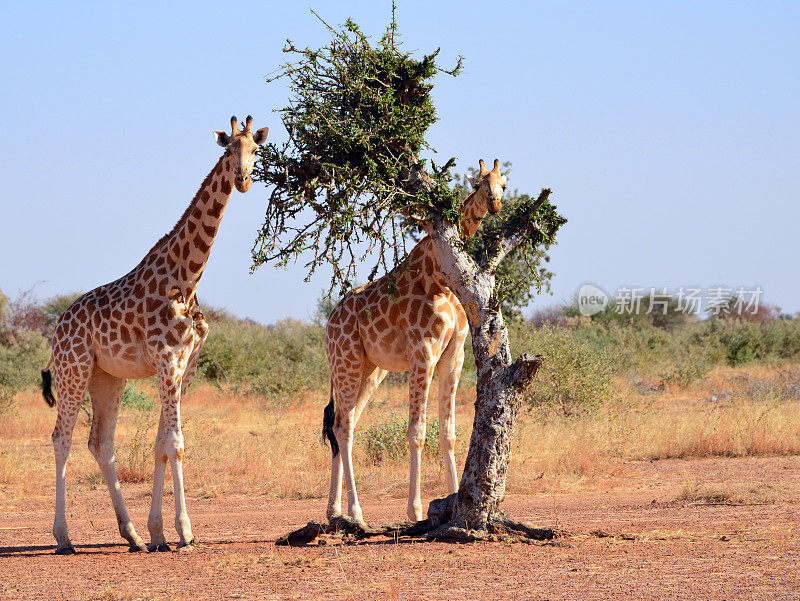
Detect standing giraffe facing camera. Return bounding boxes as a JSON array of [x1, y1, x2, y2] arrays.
[[323, 159, 507, 523], [41, 116, 268, 554]]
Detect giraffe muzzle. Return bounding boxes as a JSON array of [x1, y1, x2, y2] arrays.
[[489, 199, 502, 214], [234, 174, 252, 193]]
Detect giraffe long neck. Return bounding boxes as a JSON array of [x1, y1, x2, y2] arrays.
[[460, 188, 490, 238], [138, 153, 236, 299], [409, 188, 491, 293]]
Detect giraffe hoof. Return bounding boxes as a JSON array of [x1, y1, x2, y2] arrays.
[[55, 544, 76, 555], [148, 542, 172, 552], [176, 538, 197, 552], [128, 542, 149, 553]]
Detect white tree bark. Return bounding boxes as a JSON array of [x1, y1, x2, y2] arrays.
[[426, 217, 544, 535]]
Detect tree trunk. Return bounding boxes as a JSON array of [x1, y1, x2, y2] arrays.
[[427, 219, 543, 535]]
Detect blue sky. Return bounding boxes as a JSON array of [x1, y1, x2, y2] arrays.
[[1, 1, 798, 323]]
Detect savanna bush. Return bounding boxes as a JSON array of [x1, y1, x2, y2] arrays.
[[0, 330, 50, 413], [198, 317, 328, 403], [360, 412, 441, 464], [119, 386, 154, 411], [701, 318, 800, 366], [517, 325, 613, 417]]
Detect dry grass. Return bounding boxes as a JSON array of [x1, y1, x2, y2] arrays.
[[676, 477, 792, 505], [509, 364, 800, 493], [2, 363, 800, 504]]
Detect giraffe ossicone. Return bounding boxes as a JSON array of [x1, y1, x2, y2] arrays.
[[41, 116, 268, 554], [323, 159, 507, 523]]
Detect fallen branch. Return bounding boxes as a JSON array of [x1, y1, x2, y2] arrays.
[[276, 515, 410, 546]]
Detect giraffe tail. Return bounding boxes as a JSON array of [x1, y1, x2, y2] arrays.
[[41, 366, 56, 408], [322, 378, 339, 458]]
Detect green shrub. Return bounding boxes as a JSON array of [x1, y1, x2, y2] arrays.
[[0, 330, 50, 414], [42, 292, 83, 331], [198, 317, 328, 404], [693, 319, 800, 367], [518, 325, 613, 417], [658, 349, 712, 387], [119, 386, 154, 411], [360, 412, 441, 464]]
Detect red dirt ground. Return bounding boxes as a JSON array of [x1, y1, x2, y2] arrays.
[[2, 455, 800, 600]]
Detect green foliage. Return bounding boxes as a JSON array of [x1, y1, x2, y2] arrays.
[[360, 411, 441, 464], [0, 330, 50, 414], [252, 10, 463, 291], [119, 386, 154, 411], [314, 291, 339, 326], [518, 325, 613, 417], [248, 8, 568, 370], [537, 317, 800, 385], [0, 288, 85, 341], [701, 319, 800, 366], [197, 318, 328, 404], [657, 348, 712, 387], [42, 292, 83, 330]]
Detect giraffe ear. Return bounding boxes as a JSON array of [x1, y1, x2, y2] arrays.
[[253, 127, 269, 145], [466, 176, 479, 189], [214, 131, 230, 147]]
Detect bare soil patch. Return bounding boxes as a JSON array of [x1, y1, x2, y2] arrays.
[[2, 455, 799, 600]]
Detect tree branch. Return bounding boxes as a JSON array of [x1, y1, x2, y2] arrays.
[[482, 189, 553, 273]]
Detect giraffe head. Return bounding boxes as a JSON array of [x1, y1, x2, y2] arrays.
[[214, 116, 269, 193], [466, 159, 507, 214]]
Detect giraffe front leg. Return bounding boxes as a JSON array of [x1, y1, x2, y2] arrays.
[[147, 314, 207, 549], [152, 354, 195, 550], [407, 355, 435, 523], [179, 310, 208, 399]]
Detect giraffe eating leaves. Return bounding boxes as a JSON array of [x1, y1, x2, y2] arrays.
[[41, 116, 268, 554], [323, 159, 507, 523]]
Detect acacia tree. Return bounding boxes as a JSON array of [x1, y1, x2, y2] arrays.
[[253, 12, 566, 541]]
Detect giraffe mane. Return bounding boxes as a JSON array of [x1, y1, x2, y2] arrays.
[[461, 186, 481, 212]]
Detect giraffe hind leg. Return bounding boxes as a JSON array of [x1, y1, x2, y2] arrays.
[[51, 358, 93, 554], [327, 361, 387, 520], [436, 334, 465, 495], [87, 367, 148, 552]]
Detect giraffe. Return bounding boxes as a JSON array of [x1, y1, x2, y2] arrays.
[[40, 116, 268, 554], [322, 159, 507, 523]]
